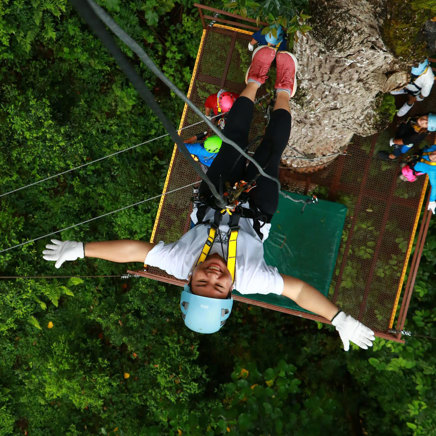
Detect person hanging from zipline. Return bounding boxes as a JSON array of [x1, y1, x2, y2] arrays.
[[43, 46, 375, 351]]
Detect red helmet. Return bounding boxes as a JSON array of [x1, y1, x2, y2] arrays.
[[217, 90, 238, 113]]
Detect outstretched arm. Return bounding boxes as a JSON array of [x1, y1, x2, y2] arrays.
[[281, 274, 338, 321], [43, 239, 154, 268], [85, 240, 154, 263], [280, 274, 375, 350]]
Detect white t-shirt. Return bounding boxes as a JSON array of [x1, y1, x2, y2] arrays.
[[405, 67, 434, 97], [145, 207, 284, 295]]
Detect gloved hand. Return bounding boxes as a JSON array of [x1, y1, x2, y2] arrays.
[[205, 114, 212, 120], [416, 94, 424, 102], [43, 239, 84, 268], [428, 201, 436, 214], [248, 42, 254, 51], [389, 137, 396, 147], [331, 311, 375, 351]]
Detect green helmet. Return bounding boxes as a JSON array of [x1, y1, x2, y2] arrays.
[[204, 135, 222, 153]]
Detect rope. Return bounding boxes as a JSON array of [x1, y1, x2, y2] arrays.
[[279, 191, 309, 204], [80, 0, 281, 191], [0, 181, 198, 255], [0, 115, 222, 199]]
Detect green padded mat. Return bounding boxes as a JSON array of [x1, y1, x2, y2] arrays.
[[233, 192, 348, 313]]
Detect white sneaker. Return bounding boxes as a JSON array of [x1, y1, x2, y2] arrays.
[[390, 89, 407, 95], [397, 102, 413, 117]]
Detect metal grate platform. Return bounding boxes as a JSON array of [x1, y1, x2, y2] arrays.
[[130, 5, 434, 342]]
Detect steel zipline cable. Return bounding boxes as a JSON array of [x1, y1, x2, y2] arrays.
[[71, 0, 281, 199], [0, 116, 220, 199], [0, 1, 283, 255], [0, 97, 271, 200], [0, 181, 199, 255]]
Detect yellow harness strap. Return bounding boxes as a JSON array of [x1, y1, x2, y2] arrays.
[[417, 65, 429, 78], [195, 210, 239, 282], [267, 42, 281, 50], [227, 229, 238, 282], [197, 226, 217, 265], [419, 156, 436, 166], [412, 123, 423, 133]]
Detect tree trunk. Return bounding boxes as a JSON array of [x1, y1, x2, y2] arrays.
[[283, 0, 409, 170]]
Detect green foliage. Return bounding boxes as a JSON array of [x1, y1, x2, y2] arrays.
[[223, 0, 311, 49], [411, 0, 436, 15], [374, 94, 398, 130], [383, 0, 433, 62], [1, 1, 436, 434]]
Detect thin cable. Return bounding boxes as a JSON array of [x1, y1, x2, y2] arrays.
[[84, 0, 281, 191], [0, 114, 222, 199], [0, 275, 122, 279], [0, 181, 198, 255], [388, 328, 436, 341], [70, 0, 226, 208]]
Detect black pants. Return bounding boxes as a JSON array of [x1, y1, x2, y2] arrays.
[[199, 96, 292, 219]]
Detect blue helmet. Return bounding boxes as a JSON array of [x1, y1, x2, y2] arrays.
[[411, 59, 429, 76], [428, 113, 436, 132], [180, 285, 233, 334], [265, 24, 284, 46]]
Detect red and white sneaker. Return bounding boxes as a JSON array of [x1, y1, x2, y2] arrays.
[[275, 51, 298, 97], [245, 45, 276, 87]]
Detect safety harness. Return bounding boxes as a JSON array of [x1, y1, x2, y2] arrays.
[[195, 209, 239, 282], [267, 41, 281, 50], [194, 179, 267, 281]]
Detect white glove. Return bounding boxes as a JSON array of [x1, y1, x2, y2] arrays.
[[428, 201, 436, 214], [43, 239, 84, 269], [205, 114, 212, 120], [248, 42, 254, 51], [389, 138, 396, 147], [416, 94, 424, 101], [331, 311, 375, 351]]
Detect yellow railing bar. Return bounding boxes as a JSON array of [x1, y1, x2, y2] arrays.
[[388, 174, 429, 328], [150, 28, 207, 243]]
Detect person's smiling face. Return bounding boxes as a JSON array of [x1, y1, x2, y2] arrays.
[[190, 253, 233, 299], [417, 115, 429, 129]]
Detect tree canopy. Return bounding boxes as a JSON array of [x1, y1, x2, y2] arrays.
[[0, 1, 435, 435]]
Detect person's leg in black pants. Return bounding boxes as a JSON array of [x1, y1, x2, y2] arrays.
[[199, 46, 294, 213], [245, 104, 291, 219], [199, 86, 292, 216]]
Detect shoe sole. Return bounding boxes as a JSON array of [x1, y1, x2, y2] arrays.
[[275, 51, 298, 97], [397, 104, 413, 117], [245, 45, 276, 85], [390, 89, 407, 95]]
